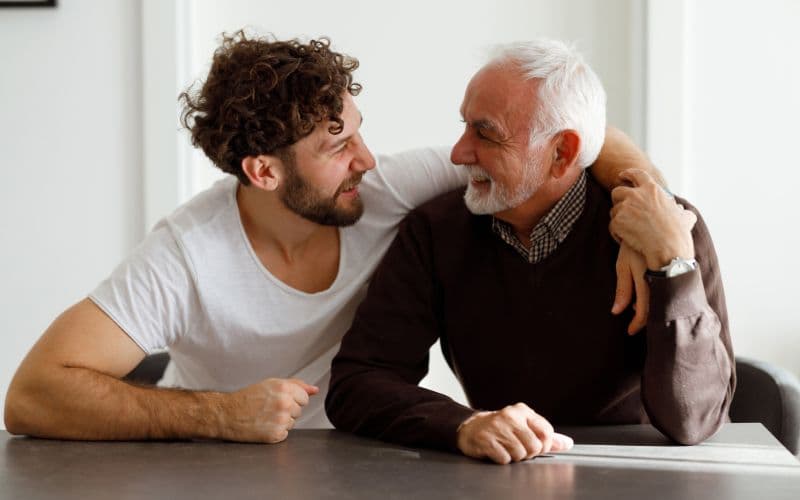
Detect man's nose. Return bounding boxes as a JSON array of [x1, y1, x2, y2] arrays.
[[450, 134, 476, 166], [352, 136, 376, 172]]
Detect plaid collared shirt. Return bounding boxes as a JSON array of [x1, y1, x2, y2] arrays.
[[491, 170, 587, 264]]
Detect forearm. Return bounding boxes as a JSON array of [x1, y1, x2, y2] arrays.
[[591, 126, 668, 190], [5, 365, 226, 441], [641, 270, 733, 444], [326, 210, 474, 451], [327, 360, 473, 451]]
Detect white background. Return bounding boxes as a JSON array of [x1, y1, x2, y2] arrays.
[[1, 0, 798, 426]]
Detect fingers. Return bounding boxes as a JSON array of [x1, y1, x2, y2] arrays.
[[289, 404, 303, 419], [525, 411, 554, 455], [627, 267, 650, 335], [284, 379, 318, 406], [617, 168, 655, 188], [628, 296, 647, 335], [288, 378, 320, 396], [611, 185, 634, 205], [551, 432, 574, 452], [612, 254, 634, 315], [486, 440, 512, 465], [680, 208, 698, 232], [500, 430, 531, 463], [262, 428, 289, 444], [510, 423, 541, 460]]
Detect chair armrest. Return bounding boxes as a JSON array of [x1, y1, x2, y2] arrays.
[[731, 356, 800, 456], [123, 351, 170, 386]]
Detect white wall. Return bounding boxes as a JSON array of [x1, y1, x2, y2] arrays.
[[644, 0, 800, 377], [186, 0, 641, 403], [0, 0, 143, 426], [687, 0, 800, 374]]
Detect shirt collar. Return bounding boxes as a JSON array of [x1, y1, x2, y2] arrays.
[[491, 170, 587, 263]]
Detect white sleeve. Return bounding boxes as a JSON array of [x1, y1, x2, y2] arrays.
[[372, 146, 468, 213], [88, 223, 197, 354]]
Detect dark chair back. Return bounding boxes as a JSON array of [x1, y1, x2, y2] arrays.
[[124, 352, 170, 386], [729, 357, 800, 456]]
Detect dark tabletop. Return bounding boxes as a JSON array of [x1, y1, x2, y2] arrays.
[[2, 424, 798, 500]]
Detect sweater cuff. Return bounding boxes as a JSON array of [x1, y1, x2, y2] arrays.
[[425, 404, 477, 453], [646, 267, 708, 323]]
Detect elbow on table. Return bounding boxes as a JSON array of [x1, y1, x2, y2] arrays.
[[657, 411, 725, 446], [3, 370, 64, 438], [325, 377, 373, 435], [666, 425, 712, 446], [323, 383, 350, 431], [4, 384, 36, 436]]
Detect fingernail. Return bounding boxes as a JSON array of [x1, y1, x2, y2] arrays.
[[553, 433, 574, 450]]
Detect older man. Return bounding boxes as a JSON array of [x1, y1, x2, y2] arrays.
[[326, 39, 734, 464]]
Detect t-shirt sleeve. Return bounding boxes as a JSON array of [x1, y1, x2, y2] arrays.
[[88, 223, 197, 354], [372, 147, 468, 215]]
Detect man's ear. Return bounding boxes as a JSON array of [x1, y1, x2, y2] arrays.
[[551, 130, 581, 178], [241, 154, 283, 191]]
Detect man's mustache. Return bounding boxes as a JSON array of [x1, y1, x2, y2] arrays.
[[335, 172, 365, 196]]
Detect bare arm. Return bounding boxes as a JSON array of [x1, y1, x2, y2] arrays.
[[4, 299, 315, 442], [590, 126, 668, 190]]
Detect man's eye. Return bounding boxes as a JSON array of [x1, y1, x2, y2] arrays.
[[476, 129, 492, 141]]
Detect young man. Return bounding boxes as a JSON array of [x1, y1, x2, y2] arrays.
[[5, 33, 667, 443], [326, 39, 733, 463]]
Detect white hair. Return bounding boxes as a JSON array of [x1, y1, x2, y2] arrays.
[[489, 39, 607, 168]]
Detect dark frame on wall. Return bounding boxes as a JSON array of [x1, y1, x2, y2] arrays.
[[0, 0, 56, 7]]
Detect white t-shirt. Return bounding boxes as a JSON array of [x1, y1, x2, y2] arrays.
[[89, 148, 465, 428]]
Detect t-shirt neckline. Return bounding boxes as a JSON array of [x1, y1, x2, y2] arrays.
[[229, 180, 348, 297]]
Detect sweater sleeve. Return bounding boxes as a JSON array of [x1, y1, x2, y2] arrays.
[[326, 210, 474, 452], [641, 202, 735, 445]]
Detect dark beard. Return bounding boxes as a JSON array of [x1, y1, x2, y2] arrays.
[[280, 165, 365, 227]]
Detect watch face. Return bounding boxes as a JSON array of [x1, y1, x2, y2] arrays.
[[665, 258, 697, 278]]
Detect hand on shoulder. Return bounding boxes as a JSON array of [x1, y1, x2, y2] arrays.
[[610, 169, 697, 270]]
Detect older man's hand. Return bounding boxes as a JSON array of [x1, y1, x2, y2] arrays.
[[456, 403, 573, 464], [610, 169, 697, 270]]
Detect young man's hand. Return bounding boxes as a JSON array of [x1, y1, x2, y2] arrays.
[[610, 169, 697, 270], [221, 378, 318, 443], [612, 243, 651, 334]]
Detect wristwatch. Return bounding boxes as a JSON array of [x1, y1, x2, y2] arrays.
[[651, 257, 698, 278]]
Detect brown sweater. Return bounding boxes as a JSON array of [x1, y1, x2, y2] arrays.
[[326, 176, 735, 451]]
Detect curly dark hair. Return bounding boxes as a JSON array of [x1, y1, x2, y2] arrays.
[[179, 30, 361, 184]]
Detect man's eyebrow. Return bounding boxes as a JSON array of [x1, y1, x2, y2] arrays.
[[321, 113, 363, 151], [467, 118, 503, 137]]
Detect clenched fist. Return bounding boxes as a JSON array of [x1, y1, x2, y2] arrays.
[[220, 377, 318, 443], [456, 403, 573, 464]]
